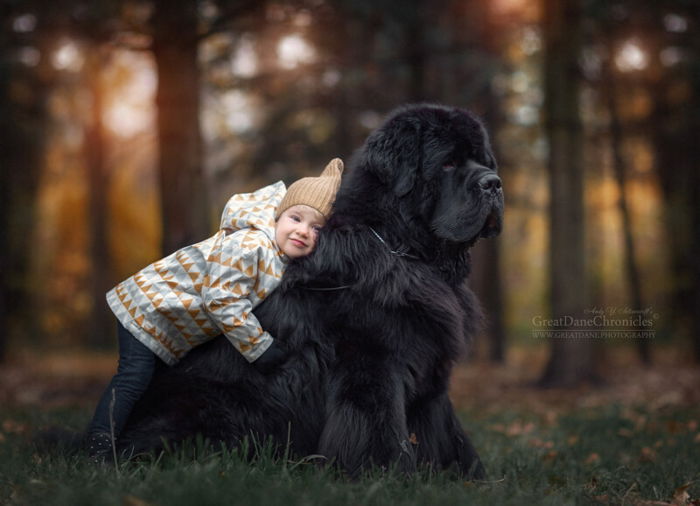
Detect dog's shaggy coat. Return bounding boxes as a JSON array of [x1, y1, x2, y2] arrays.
[[118, 104, 504, 478]]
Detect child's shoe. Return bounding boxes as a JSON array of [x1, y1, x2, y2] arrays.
[[85, 432, 114, 464]]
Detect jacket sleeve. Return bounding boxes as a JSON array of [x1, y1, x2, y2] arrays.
[[201, 231, 274, 362]]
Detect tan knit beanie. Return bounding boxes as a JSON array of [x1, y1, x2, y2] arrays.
[[276, 158, 344, 219]]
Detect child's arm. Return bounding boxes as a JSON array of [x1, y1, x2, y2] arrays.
[[201, 231, 282, 365]]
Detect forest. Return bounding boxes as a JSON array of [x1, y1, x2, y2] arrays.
[[1, 0, 699, 504], [2, 0, 698, 379]]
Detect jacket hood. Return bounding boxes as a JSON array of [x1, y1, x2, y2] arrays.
[[219, 181, 287, 241]]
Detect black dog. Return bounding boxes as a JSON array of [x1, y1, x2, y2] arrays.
[[118, 104, 503, 479]]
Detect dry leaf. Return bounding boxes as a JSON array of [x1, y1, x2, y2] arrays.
[[544, 410, 558, 426], [639, 446, 657, 462], [528, 438, 554, 449], [2, 420, 27, 434], [505, 420, 535, 436], [585, 453, 601, 464], [671, 482, 692, 506], [123, 495, 153, 506], [542, 450, 558, 462]]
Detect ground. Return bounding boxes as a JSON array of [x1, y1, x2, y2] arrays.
[[0, 345, 699, 505]]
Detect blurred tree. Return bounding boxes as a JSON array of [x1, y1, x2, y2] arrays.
[[642, 2, 700, 361], [600, 33, 650, 365], [83, 44, 113, 347], [57, 1, 122, 348], [151, 0, 211, 253], [152, 0, 264, 253], [0, 3, 61, 360], [589, 0, 700, 361], [539, 0, 597, 386], [51, 0, 123, 348]]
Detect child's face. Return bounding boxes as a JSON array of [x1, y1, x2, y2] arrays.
[[275, 205, 326, 258]]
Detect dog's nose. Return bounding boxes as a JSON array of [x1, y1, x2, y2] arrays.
[[478, 173, 502, 191]]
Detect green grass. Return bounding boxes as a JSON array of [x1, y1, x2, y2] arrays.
[[1, 405, 699, 506]]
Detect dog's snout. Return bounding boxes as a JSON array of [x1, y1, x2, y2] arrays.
[[478, 173, 502, 191]]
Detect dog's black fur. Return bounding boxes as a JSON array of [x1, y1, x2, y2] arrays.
[[118, 104, 504, 478]]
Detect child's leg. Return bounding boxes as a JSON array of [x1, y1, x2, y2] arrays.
[[87, 322, 156, 439]]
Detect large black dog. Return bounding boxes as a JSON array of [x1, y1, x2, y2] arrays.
[[118, 104, 504, 479]]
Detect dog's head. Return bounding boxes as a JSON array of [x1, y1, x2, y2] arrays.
[[355, 104, 504, 246]]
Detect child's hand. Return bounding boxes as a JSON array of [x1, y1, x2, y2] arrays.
[[253, 339, 288, 374]]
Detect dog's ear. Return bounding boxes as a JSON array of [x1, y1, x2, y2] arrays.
[[362, 120, 422, 197]]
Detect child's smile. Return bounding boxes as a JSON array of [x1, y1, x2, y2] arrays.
[[275, 204, 325, 258]]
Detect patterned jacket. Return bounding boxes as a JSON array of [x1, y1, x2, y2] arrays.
[[106, 182, 288, 365]]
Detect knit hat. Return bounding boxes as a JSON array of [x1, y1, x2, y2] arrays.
[[276, 158, 344, 219]]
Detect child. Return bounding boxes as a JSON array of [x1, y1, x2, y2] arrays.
[[86, 158, 344, 460]]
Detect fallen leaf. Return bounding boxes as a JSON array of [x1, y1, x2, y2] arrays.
[[671, 482, 692, 506], [585, 453, 601, 464], [542, 450, 558, 462], [489, 420, 536, 436], [667, 420, 684, 434], [639, 446, 657, 462], [505, 420, 535, 436], [123, 494, 154, 506], [544, 410, 558, 426], [528, 438, 553, 448], [2, 420, 27, 434]]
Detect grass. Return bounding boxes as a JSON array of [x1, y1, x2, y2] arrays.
[[1, 403, 699, 506], [2, 348, 699, 505]]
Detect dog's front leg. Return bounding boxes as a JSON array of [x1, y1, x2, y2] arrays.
[[317, 361, 416, 477], [408, 391, 485, 479]]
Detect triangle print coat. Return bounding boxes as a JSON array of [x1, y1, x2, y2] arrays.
[[106, 182, 288, 366]]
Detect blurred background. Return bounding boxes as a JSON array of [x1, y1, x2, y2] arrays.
[[1, 0, 698, 390]]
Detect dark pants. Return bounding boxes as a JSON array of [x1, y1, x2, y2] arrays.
[[87, 322, 156, 437]]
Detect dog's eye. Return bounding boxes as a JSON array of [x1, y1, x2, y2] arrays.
[[442, 163, 456, 171]]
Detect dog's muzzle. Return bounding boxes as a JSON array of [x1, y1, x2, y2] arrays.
[[478, 173, 502, 193]]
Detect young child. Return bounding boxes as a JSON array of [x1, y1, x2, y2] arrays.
[[86, 158, 343, 460]]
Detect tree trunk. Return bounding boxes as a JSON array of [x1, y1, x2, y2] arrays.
[[649, 49, 700, 362], [152, 0, 210, 255], [405, 15, 427, 103], [0, 16, 52, 362], [84, 46, 113, 348], [602, 47, 650, 365], [539, 0, 597, 387]]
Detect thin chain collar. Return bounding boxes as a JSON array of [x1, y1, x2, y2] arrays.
[[368, 227, 420, 260], [301, 226, 419, 292]]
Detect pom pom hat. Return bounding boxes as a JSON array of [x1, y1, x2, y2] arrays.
[[276, 158, 344, 219]]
